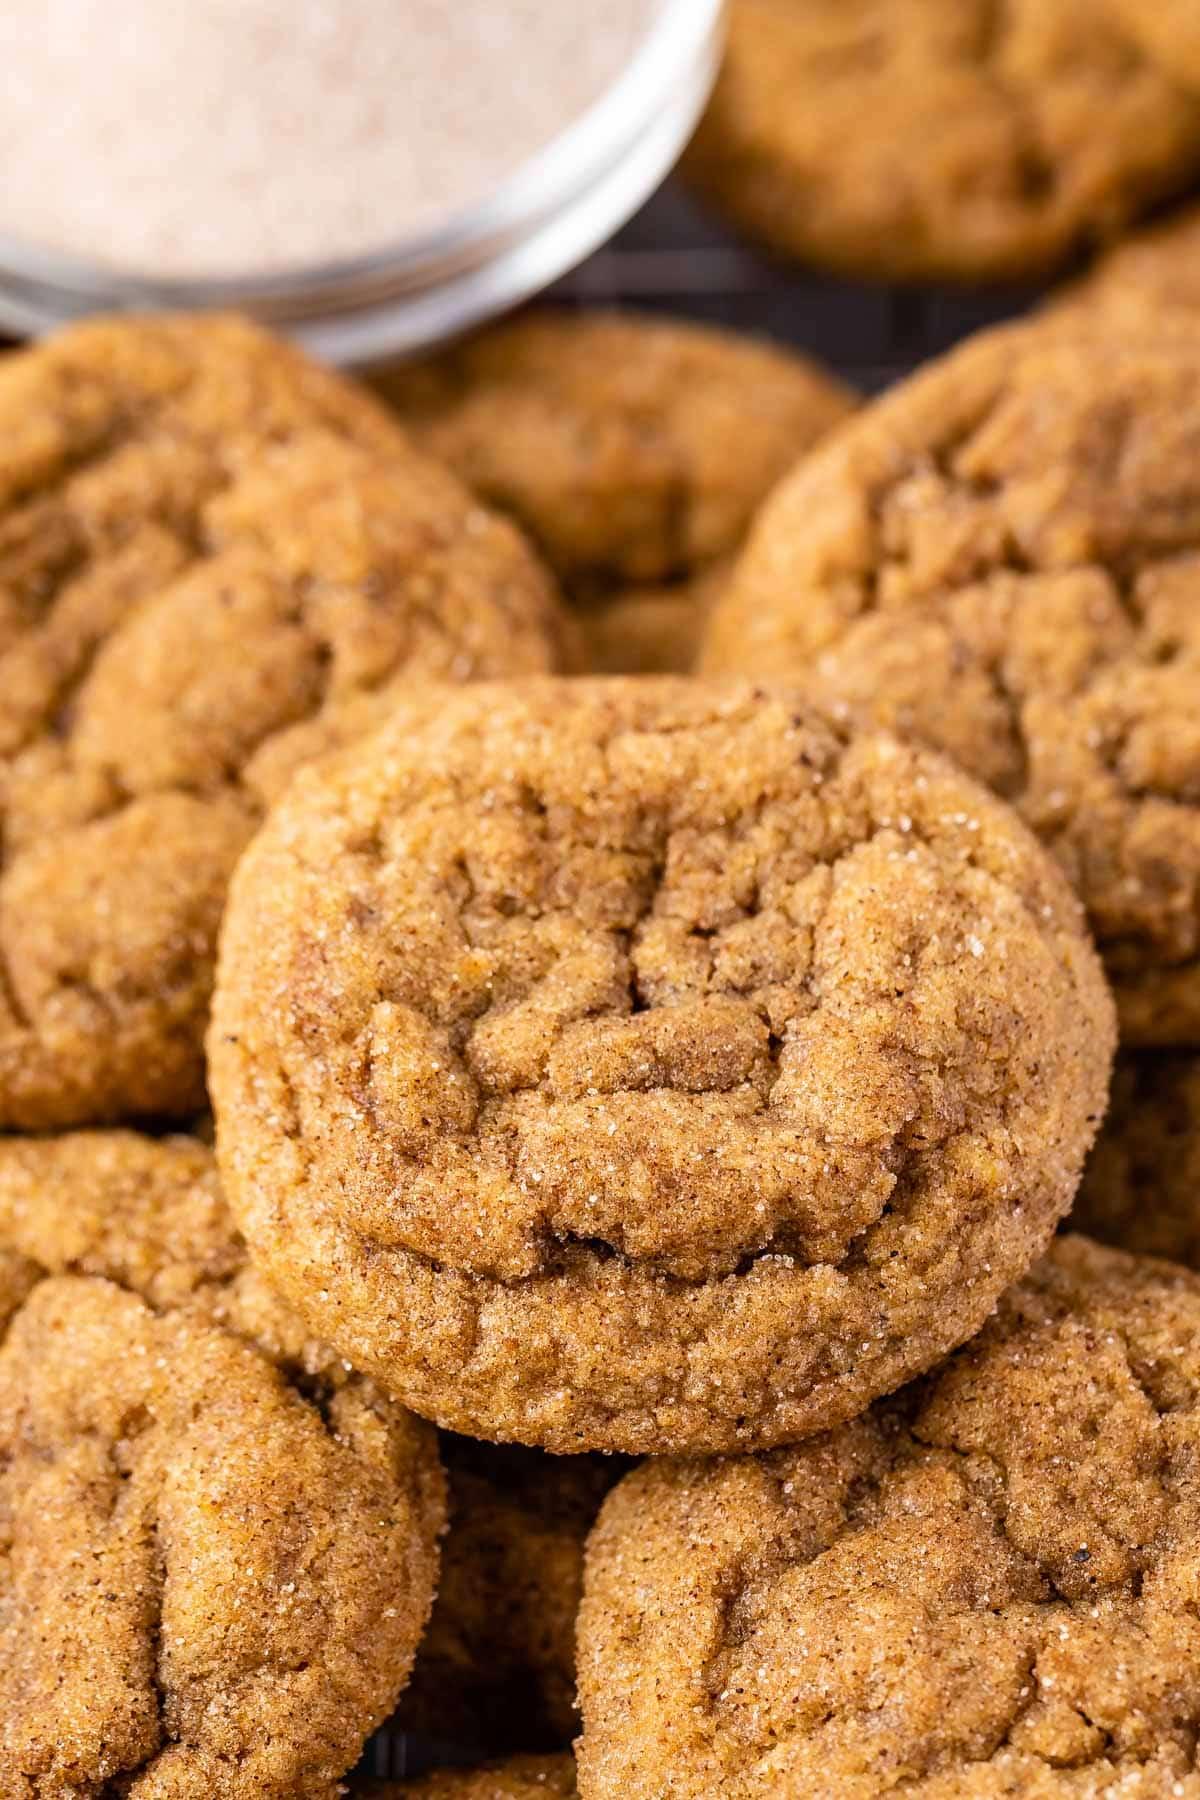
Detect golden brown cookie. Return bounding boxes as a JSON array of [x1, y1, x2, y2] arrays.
[[578, 1234, 1200, 1799], [702, 323, 1200, 1046], [401, 1440, 622, 1750], [0, 312, 568, 1132], [1074, 1053, 1200, 1267], [576, 565, 728, 678], [359, 1757, 576, 1799], [210, 677, 1114, 1456], [374, 310, 854, 591], [1102, 0, 1200, 94], [0, 1129, 444, 1799], [685, 0, 1200, 283], [1055, 200, 1200, 322]]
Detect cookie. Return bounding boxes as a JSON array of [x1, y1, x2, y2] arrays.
[[0, 1129, 444, 1799], [1101, 0, 1200, 95], [1057, 200, 1200, 321], [360, 1757, 576, 1799], [374, 310, 854, 591], [210, 678, 1114, 1456], [1074, 1053, 1200, 1268], [401, 1440, 622, 1749], [576, 566, 727, 678], [578, 1235, 1200, 1798], [702, 323, 1200, 1046], [685, 0, 1200, 282], [0, 312, 568, 1131]]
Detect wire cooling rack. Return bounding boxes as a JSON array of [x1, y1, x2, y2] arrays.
[[551, 180, 1045, 390]]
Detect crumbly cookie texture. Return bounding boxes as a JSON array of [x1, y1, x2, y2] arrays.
[[1074, 1053, 1200, 1267], [374, 309, 854, 589], [1101, 0, 1200, 94], [703, 323, 1200, 1046], [0, 1129, 445, 1800], [359, 1757, 576, 1799], [0, 311, 568, 1131], [210, 677, 1114, 1456], [685, 0, 1200, 282], [400, 1440, 623, 1749], [577, 1235, 1200, 1799]]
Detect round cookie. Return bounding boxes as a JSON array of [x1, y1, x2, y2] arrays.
[[0, 1129, 445, 1799], [400, 1440, 623, 1749], [1101, 0, 1200, 95], [702, 323, 1200, 1046], [685, 0, 1200, 283], [1074, 1053, 1200, 1267], [374, 309, 854, 591], [360, 1757, 575, 1799], [210, 677, 1114, 1456], [0, 312, 568, 1131], [578, 1235, 1200, 1799]]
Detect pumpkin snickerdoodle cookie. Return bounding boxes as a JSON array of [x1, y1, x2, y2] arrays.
[[0, 1129, 444, 1799], [0, 311, 568, 1132], [400, 1440, 622, 1750], [210, 678, 1113, 1456], [685, 0, 1200, 283], [703, 323, 1200, 1046], [578, 1235, 1200, 1799], [1074, 1053, 1200, 1268], [360, 1757, 576, 1799], [375, 310, 853, 672]]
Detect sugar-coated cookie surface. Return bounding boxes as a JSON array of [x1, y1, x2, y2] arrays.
[[211, 678, 1113, 1455], [0, 1130, 444, 1799], [578, 1236, 1200, 1798], [704, 323, 1200, 1046], [375, 309, 854, 590], [686, 0, 1200, 281], [0, 312, 568, 1131]]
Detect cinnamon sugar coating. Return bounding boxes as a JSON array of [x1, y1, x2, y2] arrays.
[[0, 312, 568, 1129], [211, 678, 1113, 1454], [0, 1129, 444, 1799], [578, 1236, 1200, 1798]]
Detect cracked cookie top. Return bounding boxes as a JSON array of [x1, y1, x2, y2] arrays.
[[0, 1128, 444, 1800], [374, 310, 854, 591], [703, 323, 1200, 1046], [210, 678, 1114, 1455], [399, 1439, 622, 1750], [684, 0, 1200, 281], [1074, 1053, 1200, 1268], [0, 312, 568, 1131], [577, 1235, 1200, 1799], [361, 1758, 576, 1799]]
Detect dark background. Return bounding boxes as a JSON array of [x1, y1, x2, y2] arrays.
[[552, 177, 1045, 391]]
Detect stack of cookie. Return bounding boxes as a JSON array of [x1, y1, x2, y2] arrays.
[[3, 263, 1200, 1800]]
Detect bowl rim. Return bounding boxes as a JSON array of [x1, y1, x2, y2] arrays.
[[0, 0, 726, 304]]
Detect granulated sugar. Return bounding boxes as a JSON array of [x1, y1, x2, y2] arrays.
[[0, 0, 656, 278]]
